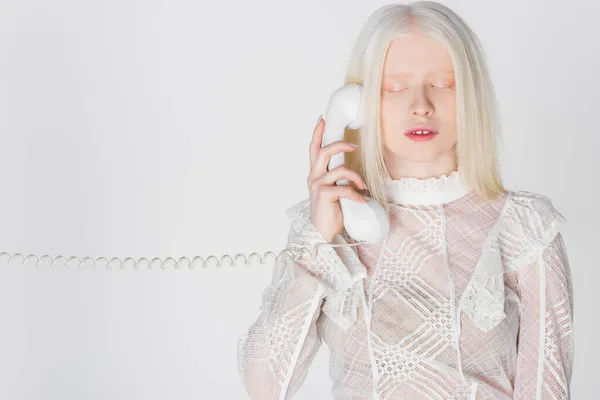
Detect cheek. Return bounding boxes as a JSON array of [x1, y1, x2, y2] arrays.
[[379, 102, 396, 146], [380, 98, 406, 125], [380, 102, 403, 143], [438, 96, 457, 118]]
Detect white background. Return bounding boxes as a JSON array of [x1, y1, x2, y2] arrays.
[[0, 0, 596, 398]]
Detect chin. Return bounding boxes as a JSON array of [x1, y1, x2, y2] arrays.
[[387, 145, 442, 161]]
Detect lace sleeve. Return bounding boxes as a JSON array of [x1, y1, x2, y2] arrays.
[[511, 232, 575, 399], [236, 195, 367, 400], [236, 223, 328, 400]]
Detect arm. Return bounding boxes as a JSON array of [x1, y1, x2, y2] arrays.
[[236, 223, 352, 400], [512, 232, 575, 399]]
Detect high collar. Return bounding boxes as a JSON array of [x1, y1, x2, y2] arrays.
[[383, 166, 471, 206]]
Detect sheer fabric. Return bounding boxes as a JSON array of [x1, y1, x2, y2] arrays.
[[237, 168, 574, 399]]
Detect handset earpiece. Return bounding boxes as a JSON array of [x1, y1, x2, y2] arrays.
[[321, 83, 390, 245]]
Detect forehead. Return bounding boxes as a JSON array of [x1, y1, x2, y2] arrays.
[[383, 32, 454, 77]]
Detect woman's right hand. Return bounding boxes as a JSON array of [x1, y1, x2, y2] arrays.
[[307, 115, 369, 243]]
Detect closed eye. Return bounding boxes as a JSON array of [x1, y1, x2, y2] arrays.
[[387, 85, 408, 92], [432, 79, 455, 90]]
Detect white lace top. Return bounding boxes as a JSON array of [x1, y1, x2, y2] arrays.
[[236, 168, 574, 400]]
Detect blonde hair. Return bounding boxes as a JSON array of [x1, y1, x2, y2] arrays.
[[343, 1, 506, 212]]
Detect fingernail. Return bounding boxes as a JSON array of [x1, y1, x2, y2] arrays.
[[349, 142, 359, 148], [316, 114, 322, 125]]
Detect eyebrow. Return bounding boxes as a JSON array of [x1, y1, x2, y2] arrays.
[[384, 69, 454, 78]]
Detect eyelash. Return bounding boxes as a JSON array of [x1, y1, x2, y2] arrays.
[[387, 84, 453, 93]]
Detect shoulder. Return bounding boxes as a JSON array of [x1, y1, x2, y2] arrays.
[[499, 190, 567, 271], [502, 190, 566, 236]]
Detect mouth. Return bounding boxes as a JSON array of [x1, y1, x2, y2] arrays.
[[404, 126, 438, 141]]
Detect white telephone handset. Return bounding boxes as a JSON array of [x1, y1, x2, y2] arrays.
[[321, 83, 390, 245]]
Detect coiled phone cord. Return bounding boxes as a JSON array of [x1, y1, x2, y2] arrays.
[[0, 242, 362, 270]]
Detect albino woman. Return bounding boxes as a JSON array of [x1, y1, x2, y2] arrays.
[[237, 2, 574, 399]]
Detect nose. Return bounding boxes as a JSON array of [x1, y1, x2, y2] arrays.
[[410, 89, 434, 117]]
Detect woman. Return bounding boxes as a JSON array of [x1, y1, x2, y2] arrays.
[[237, 2, 574, 399]]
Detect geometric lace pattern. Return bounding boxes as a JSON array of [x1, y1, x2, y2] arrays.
[[237, 189, 575, 399]]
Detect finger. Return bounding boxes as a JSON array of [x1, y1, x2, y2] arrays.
[[321, 185, 368, 203], [311, 141, 358, 180], [316, 165, 366, 190], [309, 116, 324, 167], [308, 145, 357, 187]]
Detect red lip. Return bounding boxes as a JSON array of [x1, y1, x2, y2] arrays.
[[404, 125, 438, 135]]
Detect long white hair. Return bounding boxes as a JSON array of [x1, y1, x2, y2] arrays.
[[343, 1, 505, 212]]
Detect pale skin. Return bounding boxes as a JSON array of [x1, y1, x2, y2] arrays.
[[307, 28, 458, 242]]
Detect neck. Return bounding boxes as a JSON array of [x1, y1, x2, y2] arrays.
[[383, 165, 471, 206], [385, 152, 458, 181]]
